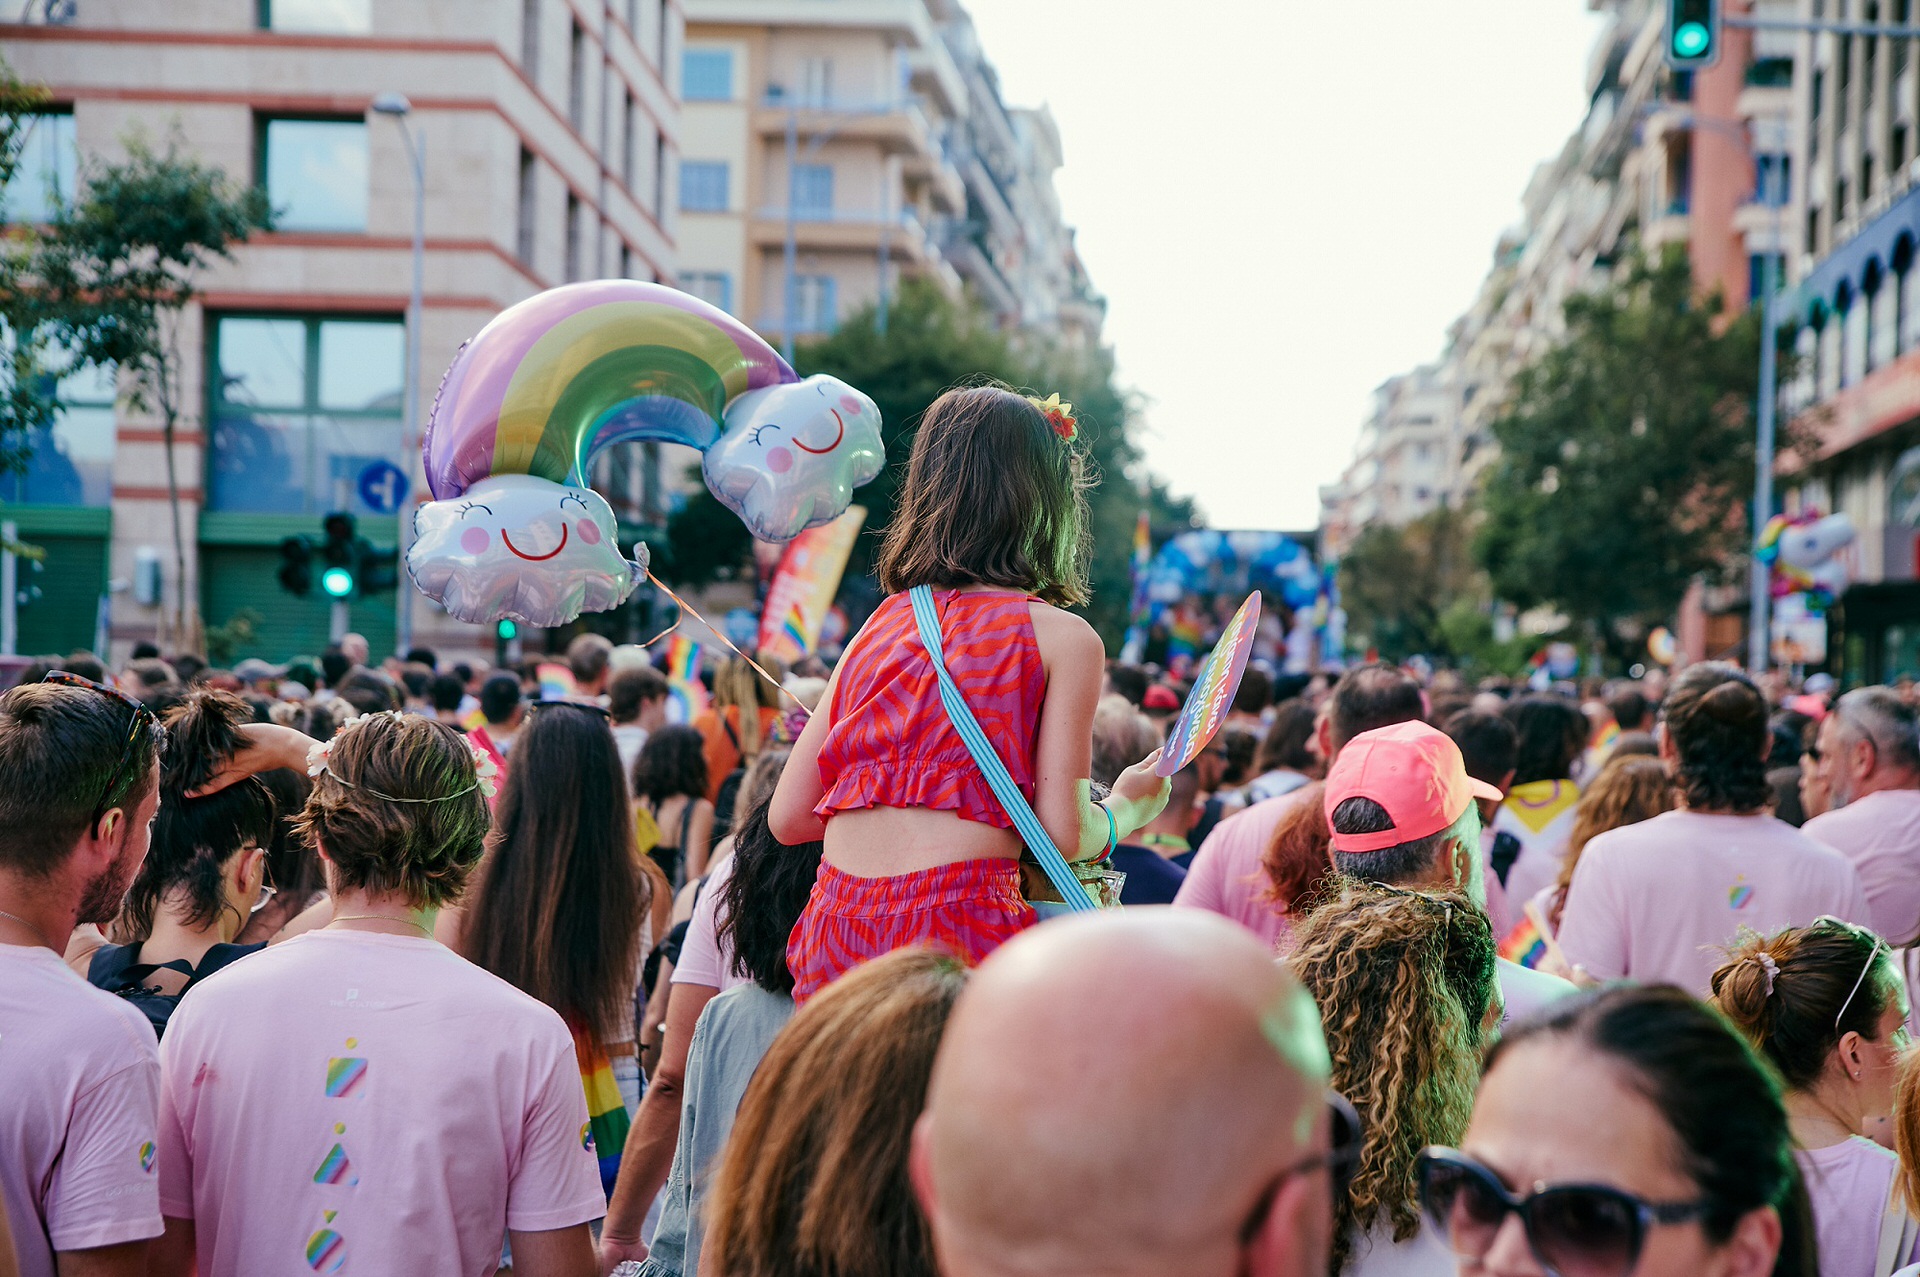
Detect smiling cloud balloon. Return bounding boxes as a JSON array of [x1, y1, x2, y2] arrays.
[[408, 474, 646, 627], [704, 375, 884, 542]]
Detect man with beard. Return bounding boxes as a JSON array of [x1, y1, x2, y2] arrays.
[[0, 675, 166, 1277]]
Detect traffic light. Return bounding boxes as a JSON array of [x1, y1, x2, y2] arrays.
[[319, 512, 358, 599], [1665, 0, 1720, 69], [277, 536, 313, 596], [357, 540, 400, 594]]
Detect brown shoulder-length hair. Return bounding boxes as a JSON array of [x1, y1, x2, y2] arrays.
[[702, 947, 968, 1277], [877, 384, 1092, 607], [461, 703, 650, 1046]]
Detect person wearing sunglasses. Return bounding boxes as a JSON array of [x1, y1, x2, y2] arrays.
[[1711, 921, 1918, 1274], [1420, 985, 1813, 1277], [65, 690, 280, 1039], [0, 673, 168, 1277], [1289, 882, 1497, 1276], [912, 908, 1342, 1277]]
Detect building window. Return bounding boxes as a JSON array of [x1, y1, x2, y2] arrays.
[[800, 57, 834, 106], [791, 163, 833, 216], [619, 244, 633, 279], [623, 91, 637, 190], [679, 160, 728, 212], [682, 271, 733, 313], [683, 49, 734, 102], [259, 0, 370, 31], [2, 110, 75, 226], [1873, 272, 1899, 370], [565, 192, 583, 282], [1843, 292, 1869, 386], [207, 314, 404, 515], [258, 117, 367, 232], [569, 19, 587, 131], [522, 0, 541, 79], [0, 329, 114, 508], [1755, 154, 1791, 206], [517, 147, 537, 264], [1748, 253, 1784, 305], [793, 275, 838, 333], [654, 134, 668, 221], [1902, 261, 1920, 354]]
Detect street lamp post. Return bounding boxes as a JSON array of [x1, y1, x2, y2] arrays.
[[372, 92, 425, 657]]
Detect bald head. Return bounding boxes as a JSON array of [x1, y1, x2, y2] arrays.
[[914, 909, 1331, 1277]]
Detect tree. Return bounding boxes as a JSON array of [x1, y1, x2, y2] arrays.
[[1475, 247, 1773, 666], [666, 279, 1192, 646], [31, 134, 271, 647], [0, 58, 59, 485], [1338, 506, 1480, 662]]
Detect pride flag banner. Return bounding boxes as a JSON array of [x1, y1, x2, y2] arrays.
[[1157, 592, 1260, 776], [757, 506, 866, 664], [663, 634, 707, 725]]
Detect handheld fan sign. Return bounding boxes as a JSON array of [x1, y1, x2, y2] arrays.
[[409, 280, 884, 627], [1156, 592, 1262, 777]]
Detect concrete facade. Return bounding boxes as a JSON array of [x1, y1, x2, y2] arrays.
[[2, 0, 680, 664]]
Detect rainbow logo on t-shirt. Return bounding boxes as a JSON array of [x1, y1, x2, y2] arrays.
[[1729, 878, 1755, 910], [313, 1144, 358, 1186], [325, 1057, 367, 1098], [305, 1228, 346, 1273], [137, 1141, 155, 1173]]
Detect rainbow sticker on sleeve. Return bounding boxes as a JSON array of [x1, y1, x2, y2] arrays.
[[1157, 593, 1262, 777]]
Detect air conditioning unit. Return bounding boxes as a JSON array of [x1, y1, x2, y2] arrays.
[[133, 547, 162, 607]]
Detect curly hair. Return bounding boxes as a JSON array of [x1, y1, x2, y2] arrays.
[[1663, 662, 1772, 813], [1288, 881, 1496, 1275], [1554, 755, 1675, 897], [290, 713, 490, 908], [631, 724, 711, 806], [1711, 920, 1897, 1091]]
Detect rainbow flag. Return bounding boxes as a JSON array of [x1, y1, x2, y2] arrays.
[[1499, 913, 1550, 971], [778, 604, 808, 654], [537, 662, 577, 701], [663, 635, 707, 725], [570, 1025, 630, 1198], [757, 507, 866, 664]]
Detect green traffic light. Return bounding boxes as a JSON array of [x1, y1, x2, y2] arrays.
[[1673, 21, 1710, 57], [497, 619, 518, 640], [320, 567, 355, 598]]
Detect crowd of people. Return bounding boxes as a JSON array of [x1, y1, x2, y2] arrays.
[[7, 384, 1920, 1277]]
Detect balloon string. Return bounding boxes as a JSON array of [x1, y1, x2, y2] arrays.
[[645, 571, 811, 717]]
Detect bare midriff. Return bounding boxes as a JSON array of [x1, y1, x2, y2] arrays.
[[823, 804, 1023, 878]]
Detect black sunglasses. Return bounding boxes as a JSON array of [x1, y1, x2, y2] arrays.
[[1418, 1147, 1710, 1277], [42, 671, 167, 825], [1239, 1091, 1362, 1245]]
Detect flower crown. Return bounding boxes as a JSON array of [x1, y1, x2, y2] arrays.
[[306, 711, 499, 802], [1026, 393, 1078, 443]]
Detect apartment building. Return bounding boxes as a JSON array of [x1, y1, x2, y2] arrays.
[[1775, 0, 1920, 677], [1318, 367, 1457, 559], [675, 0, 1100, 351], [2, 0, 680, 663]]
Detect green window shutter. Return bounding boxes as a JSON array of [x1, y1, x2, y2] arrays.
[[15, 533, 107, 655]]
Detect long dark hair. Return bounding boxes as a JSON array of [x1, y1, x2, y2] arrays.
[[1504, 695, 1588, 786], [464, 704, 651, 1045], [632, 723, 710, 806], [876, 384, 1091, 607], [1662, 663, 1772, 813], [718, 802, 825, 995], [125, 690, 276, 939], [1492, 986, 1815, 1277]]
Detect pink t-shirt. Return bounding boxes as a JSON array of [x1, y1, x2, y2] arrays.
[[158, 930, 605, 1277], [1797, 1137, 1915, 1277], [0, 944, 162, 1277], [1804, 789, 1920, 946], [1172, 791, 1305, 949], [1557, 810, 1872, 996], [672, 852, 748, 993]]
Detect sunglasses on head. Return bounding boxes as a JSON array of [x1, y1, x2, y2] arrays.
[[42, 671, 167, 826], [1417, 1147, 1709, 1277], [528, 699, 611, 719], [1239, 1091, 1362, 1245]]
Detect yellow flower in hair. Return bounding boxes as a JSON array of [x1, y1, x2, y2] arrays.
[[1027, 392, 1077, 442]]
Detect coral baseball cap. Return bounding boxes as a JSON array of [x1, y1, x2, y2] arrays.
[[1142, 685, 1182, 711], [1323, 720, 1503, 854]]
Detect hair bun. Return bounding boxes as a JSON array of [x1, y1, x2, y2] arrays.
[[1700, 679, 1764, 726]]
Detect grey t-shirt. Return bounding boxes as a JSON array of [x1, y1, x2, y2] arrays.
[[639, 983, 796, 1277]]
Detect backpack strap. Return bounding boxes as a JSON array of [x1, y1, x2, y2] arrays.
[[907, 586, 1093, 912]]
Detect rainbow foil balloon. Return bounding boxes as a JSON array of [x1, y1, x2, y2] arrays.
[[410, 280, 884, 627]]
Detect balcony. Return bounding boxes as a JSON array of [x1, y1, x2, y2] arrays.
[[753, 95, 941, 162], [749, 205, 941, 266]]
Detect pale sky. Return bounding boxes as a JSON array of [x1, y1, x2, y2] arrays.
[[962, 0, 1611, 530]]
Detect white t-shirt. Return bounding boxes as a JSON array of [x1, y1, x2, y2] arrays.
[[1804, 789, 1920, 946], [612, 724, 648, 785], [1344, 1217, 1456, 1277], [0, 944, 163, 1277], [671, 852, 748, 993], [1797, 1137, 1916, 1277], [1496, 957, 1576, 1028], [158, 930, 605, 1277], [1557, 810, 1872, 997]]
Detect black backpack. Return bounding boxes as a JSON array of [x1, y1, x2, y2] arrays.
[[87, 941, 262, 1039]]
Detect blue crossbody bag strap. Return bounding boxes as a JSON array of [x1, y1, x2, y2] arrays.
[[907, 586, 1095, 912]]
